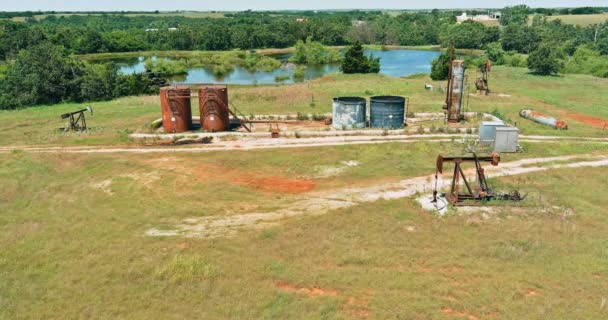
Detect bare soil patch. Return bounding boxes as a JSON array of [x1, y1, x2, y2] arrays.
[[144, 157, 314, 194], [566, 112, 608, 128], [274, 281, 339, 297]]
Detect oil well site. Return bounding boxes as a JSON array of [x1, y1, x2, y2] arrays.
[[2, 3, 608, 320]]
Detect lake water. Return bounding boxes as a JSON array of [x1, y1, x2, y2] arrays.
[[113, 49, 440, 85]]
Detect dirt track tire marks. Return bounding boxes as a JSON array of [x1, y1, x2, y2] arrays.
[[146, 154, 608, 239]]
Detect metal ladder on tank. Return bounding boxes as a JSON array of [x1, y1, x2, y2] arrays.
[[228, 102, 252, 133]]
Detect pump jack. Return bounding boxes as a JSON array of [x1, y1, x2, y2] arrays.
[[432, 152, 524, 206], [475, 60, 491, 95], [61, 106, 93, 131]]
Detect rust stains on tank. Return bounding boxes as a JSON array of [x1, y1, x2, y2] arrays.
[[199, 85, 229, 132], [160, 85, 193, 133]]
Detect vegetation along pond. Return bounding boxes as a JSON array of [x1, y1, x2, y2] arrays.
[[110, 49, 441, 85]]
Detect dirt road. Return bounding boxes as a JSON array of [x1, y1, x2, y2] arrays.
[[1, 134, 607, 154], [145, 154, 608, 239]]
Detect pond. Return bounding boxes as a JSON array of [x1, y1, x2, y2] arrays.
[[112, 49, 441, 85]]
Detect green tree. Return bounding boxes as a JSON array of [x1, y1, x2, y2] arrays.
[[289, 37, 341, 65], [0, 42, 84, 109], [501, 5, 530, 26], [340, 42, 380, 74], [485, 42, 506, 64], [527, 43, 564, 75], [430, 52, 450, 80]]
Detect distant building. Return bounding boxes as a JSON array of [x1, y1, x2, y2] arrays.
[[352, 20, 367, 26], [456, 12, 501, 24], [145, 28, 159, 32], [168, 27, 178, 31], [295, 18, 306, 23]]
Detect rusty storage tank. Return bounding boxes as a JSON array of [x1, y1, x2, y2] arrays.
[[370, 96, 406, 129], [332, 97, 367, 130], [160, 85, 193, 133], [199, 85, 230, 132]]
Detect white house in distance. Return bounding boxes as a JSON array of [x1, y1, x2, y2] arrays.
[[456, 11, 501, 24]]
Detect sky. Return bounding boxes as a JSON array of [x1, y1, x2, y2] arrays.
[[1, 0, 606, 11]]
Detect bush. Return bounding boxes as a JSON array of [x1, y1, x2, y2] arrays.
[[144, 58, 188, 76], [430, 52, 450, 80], [485, 42, 506, 64], [528, 43, 564, 75], [245, 52, 281, 72], [563, 45, 608, 78], [503, 52, 528, 68], [293, 66, 306, 82], [274, 74, 290, 83], [289, 37, 342, 65]]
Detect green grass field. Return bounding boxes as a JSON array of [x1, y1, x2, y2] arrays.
[[544, 13, 608, 26], [2, 66, 608, 319], [2, 148, 608, 319]]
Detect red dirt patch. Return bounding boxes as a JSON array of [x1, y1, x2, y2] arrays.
[[176, 241, 190, 249], [144, 158, 315, 194], [522, 97, 608, 129], [525, 289, 540, 297], [274, 281, 339, 297], [343, 296, 371, 318], [319, 76, 336, 82], [442, 307, 479, 320], [566, 112, 608, 129], [233, 176, 315, 194]]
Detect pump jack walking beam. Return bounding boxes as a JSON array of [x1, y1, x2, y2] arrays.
[[436, 152, 500, 205]]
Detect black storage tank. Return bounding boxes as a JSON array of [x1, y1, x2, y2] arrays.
[[370, 96, 406, 129]]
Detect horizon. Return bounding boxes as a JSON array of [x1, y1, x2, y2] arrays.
[[2, 0, 606, 12]]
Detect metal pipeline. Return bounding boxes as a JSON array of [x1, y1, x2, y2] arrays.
[[520, 109, 568, 130]]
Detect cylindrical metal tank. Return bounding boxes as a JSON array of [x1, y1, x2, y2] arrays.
[[160, 85, 192, 133], [447, 60, 466, 123], [520, 109, 568, 129], [370, 96, 406, 129], [332, 97, 367, 130], [199, 85, 229, 132]]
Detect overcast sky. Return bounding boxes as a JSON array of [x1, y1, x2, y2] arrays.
[[2, 0, 606, 11]]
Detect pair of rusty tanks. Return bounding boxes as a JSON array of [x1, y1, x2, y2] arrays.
[[160, 85, 230, 133]]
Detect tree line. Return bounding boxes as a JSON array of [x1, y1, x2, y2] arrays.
[[1, 8, 605, 60], [1, 6, 608, 109]]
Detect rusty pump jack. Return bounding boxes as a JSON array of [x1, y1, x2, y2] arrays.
[[475, 60, 492, 95], [433, 152, 524, 206], [61, 106, 93, 131], [434, 152, 500, 206]]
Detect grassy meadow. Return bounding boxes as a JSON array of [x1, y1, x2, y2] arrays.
[[544, 13, 608, 26], [2, 64, 608, 318], [0, 66, 607, 147], [1, 147, 608, 318]]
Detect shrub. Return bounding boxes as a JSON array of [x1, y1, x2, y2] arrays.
[[430, 52, 450, 80], [528, 43, 564, 75], [274, 74, 290, 83], [293, 66, 306, 82], [296, 112, 309, 121]]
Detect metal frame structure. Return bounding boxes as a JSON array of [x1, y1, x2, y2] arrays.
[[435, 152, 500, 206], [61, 107, 93, 131], [443, 45, 466, 123], [475, 60, 491, 95]]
